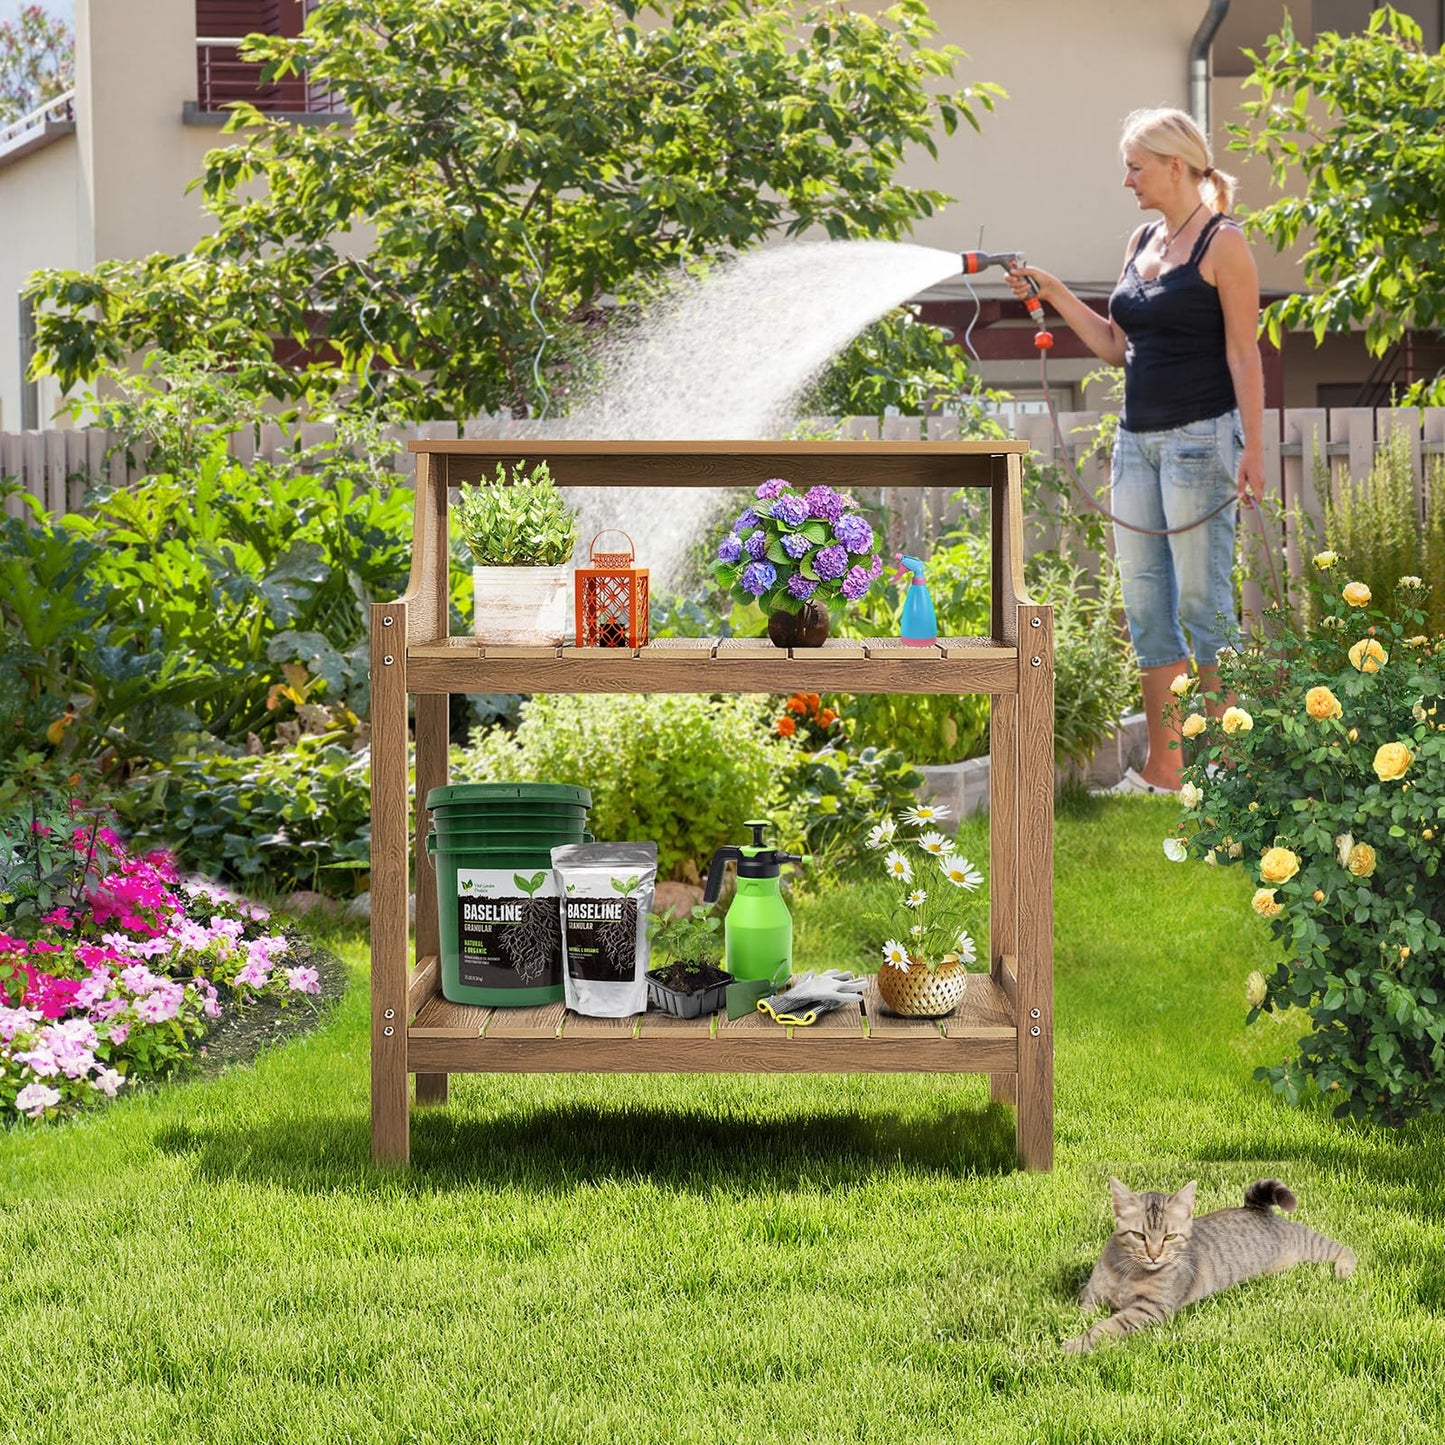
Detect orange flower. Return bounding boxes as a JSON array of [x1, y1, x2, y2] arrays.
[[785, 694, 807, 714], [818, 709, 838, 727], [774, 716, 797, 737]]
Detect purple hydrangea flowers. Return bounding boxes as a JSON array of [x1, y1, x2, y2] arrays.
[[833, 514, 874, 555], [711, 476, 883, 616], [770, 494, 809, 528], [740, 561, 777, 596], [804, 486, 849, 523]]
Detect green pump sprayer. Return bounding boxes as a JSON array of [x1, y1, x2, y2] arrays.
[[703, 820, 809, 985]]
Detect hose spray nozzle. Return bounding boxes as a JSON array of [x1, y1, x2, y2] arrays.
[[960, 248, 1052, 350]]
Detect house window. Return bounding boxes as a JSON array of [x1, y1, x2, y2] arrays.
[[195, 1, 336, 114]]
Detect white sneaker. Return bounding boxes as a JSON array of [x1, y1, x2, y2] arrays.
[[1091, 767, 1178, 798]]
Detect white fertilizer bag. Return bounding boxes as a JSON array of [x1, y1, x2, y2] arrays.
[[550, 842, 658, 1017]]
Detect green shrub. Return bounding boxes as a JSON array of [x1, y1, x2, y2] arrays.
[[115, 735, 372, 898], [0, 442, 414, 777], [454, 459, 579, 566], [1324, 432, 1445, 636], [451, 693, 795, 883]]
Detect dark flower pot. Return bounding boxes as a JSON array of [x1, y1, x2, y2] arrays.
[[767, 600, 830, 648]]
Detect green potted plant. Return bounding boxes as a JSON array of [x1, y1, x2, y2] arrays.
[[645, 904, 732, 1018], [454, 459, 580, 645], [710, 478, 885, 647], [867, 800, 987, 1016]]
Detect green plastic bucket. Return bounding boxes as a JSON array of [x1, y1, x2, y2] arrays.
[[426, 783, 593, 1008]]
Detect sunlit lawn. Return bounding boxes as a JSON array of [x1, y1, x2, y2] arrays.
[[4, 797, 1443, 1444]]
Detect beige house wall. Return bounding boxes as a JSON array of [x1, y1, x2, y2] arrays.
[[80, 0, 220, 265], [0, 137, 81, 430]]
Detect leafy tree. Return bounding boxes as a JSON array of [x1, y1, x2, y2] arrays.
[[0, 4, 72, 123], [26, 0, 1001, 422], [806, 306, 1003, 421], [1232, 6, 1445, 401]]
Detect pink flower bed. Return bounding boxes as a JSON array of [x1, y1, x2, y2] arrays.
[[2, 814, 321, 1123]]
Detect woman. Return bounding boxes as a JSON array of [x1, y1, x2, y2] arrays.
[[1008, 107, 1265, 794]]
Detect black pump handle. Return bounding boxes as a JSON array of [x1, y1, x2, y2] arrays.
[[704, 845, 744, 902]]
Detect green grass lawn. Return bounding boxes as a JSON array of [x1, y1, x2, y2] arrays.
[[5, 797, 1445, 1444]]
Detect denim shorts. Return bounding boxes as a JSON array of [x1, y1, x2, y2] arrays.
[[1110, 409, 1242, 671]]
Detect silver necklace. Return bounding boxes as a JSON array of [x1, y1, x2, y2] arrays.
[[1159, 202, 1204, 254]]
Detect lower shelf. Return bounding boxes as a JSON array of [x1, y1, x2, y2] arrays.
[[408, 974, 1017, 1074]]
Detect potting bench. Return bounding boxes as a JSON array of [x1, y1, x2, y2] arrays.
[[370, 440, 1054, 1169]]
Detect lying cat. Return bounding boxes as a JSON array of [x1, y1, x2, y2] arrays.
[[1065, 1176, 1355, 1354]]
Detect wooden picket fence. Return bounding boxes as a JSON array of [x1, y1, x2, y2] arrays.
[[5, 408, 1445, 612]]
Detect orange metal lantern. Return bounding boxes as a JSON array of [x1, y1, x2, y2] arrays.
[[575, 530, 649, 648]]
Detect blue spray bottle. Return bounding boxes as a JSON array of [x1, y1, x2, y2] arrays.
[[897, 554, 937, 647]]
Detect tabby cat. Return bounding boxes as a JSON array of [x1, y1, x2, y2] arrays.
[[1064, 1176, 1355, 1354]]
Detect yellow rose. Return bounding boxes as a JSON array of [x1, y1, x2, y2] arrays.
[[1245, 970, 1269, 1008], [1260, 846, 1300, 884], [1221, 706, 1253, 735], [1398, 575, 1423, 590], [1251, 887, 1283, 918], [1346, 843, 1376, 878], [1313, 889, 1325, 902], [1404, 635, 1429, 649], [1179, 781, 1203, 809], [1342, 581, 1372, 607], [1305, 686, 1342, 721], [1373, 741, 1414, 782], [1170, 673, 1194, 697], [1313, 550, 1339, 570], [1181, 712, 1207, 739], [1348, 727, 1359, 742], [1349, 638, 1388, 673]]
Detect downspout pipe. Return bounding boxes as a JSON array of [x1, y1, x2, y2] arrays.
[[1189, 0, 1230, 133]]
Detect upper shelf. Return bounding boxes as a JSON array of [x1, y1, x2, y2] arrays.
[[406, 437, 1029, 490], [404, 636, 1021, 695]]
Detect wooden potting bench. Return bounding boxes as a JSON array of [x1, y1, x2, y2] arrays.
[[370, 440, 1054, 1169]]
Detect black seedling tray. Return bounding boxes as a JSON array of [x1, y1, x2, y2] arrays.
[[646, 962, 732, 1019]]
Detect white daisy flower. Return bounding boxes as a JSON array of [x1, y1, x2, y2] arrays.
[[882, 940, 910, 969], [910, 924, 925, 939], [902, 802, 951, 826], [916, 830, 948, 856], [905, 889, 927, 908], [865, 818, 896, 850], [884, 849, 913, 883], [1162, 838, 1187, 862], [940, 854, 983, 890], [955, 931, 978, 964]]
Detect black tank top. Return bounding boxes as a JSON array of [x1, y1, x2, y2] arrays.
[[1108, 213, 1238, 433]]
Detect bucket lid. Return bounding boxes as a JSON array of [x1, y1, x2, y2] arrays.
[[424, 782, 592, 811]]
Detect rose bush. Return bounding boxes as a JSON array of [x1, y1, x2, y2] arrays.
[[1166, 555, 1445, 1125]]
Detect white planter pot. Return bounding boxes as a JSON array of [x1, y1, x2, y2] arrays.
[[472, 564, 569, 646]]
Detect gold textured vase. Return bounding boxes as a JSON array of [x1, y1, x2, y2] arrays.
[[875, 959, 967, 1017]]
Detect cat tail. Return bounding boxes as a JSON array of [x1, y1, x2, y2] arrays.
[[1243, 1179, 1297, 1213]]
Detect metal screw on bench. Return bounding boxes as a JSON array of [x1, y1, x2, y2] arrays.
[[1031, 1008, 1040, 1018], [382, 616, 394, 627], [384, 1009, 395, 1019], [383, 1026, 394, 1037], [1031, 1026, 1041, 1036], [383, 655, 394, 666], [1030, 656, 1041, 666], [1030, 617, 1041, 627]]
